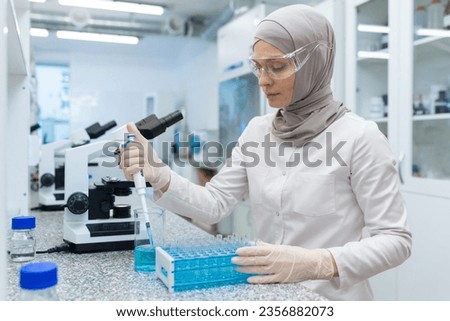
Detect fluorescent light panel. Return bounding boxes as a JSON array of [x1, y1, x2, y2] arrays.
[[357, 24, 390, 34], [29, 0, 46, 3], [30, 28, 49, 37], [357, 51, 390, 59], [58, 0, 164, 16], [56, 30, 139, 45], [416, 28, 450, 38]]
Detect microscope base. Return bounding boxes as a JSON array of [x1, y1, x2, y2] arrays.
[[39, 191, 65, 211], [64, 239, 134, 253], [63, 219, 149, 253], [40, 204, 66, 211]]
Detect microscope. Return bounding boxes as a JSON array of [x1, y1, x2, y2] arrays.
[[63, 111, 183, 253], [38, 121, 117, 210]]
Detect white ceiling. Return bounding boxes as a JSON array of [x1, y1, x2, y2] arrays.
[[30, 0, 316, 58], [30, 0, 313, 38], [31, 0, 232, 20]]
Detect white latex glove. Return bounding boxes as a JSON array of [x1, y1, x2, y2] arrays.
[[232, 241, 335, 284], [121, 122, 171, 191]]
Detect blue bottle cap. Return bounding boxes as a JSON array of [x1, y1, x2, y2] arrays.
[[11, 216, 36, 230], [20, 262, 58, 290]]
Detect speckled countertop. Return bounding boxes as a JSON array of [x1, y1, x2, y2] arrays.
[[7, 210, 326, 301]]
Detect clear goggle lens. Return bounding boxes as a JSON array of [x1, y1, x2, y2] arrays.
[[248, 41, 331, 80]]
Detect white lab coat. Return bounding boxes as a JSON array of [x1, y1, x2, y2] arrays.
[[155, 112, 412, 300]]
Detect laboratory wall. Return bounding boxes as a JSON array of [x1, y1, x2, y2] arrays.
[[178, 39, 219, 131], [69, 53, 180, 131], [32, 35, 218, 135]]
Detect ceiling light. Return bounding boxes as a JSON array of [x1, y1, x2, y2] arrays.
[[56, 30, 139, 45], [357, 51, 390, 59], [357, 24, 390, 34], [29, 0, 46, 3], [30, 28, 49, 37], [58, 0, 164, 16], [416, 28, 450, 38]]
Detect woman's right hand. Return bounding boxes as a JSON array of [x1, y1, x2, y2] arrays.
[[121, 122, 171, 192]]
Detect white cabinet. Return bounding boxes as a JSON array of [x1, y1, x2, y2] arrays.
[[217, 3, 281, 117], [3, 0, 30, 217], [346, 0, 450, 300], [0, 0, 30, 299], [345, 0, 390, 136], [0, 0, 7, 302], [314, 0, 347, 103], [398, 2, 450, 199], [347, 0, 450, 196], [217, 5, 260, 82], [396, 1, 450, 300]]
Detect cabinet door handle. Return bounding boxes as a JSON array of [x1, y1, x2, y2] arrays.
[[398, 153, 405, 184]]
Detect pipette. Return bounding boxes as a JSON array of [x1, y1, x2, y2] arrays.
[[119, 112, 183, 244], [126, 134, 154, 245]]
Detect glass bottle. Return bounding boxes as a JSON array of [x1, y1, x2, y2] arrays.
[[414, 5, 428, 39], [435, 90, 449, 113], [9, 216, 36, 262], [413, 94, 427, 115], [20, 261, 59, 301], [428, 0, 444, 29]]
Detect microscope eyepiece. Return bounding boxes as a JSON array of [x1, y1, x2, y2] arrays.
[[30, 123, 40, 133], [136, 111, 183, 140], [160, 111, 184, 128], [101, 120, 117, 132], [86, 120, 117, 139]]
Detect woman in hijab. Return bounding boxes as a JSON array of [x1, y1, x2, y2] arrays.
[[122, 5, 411, 300]]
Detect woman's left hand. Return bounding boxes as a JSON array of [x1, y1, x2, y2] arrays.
[[232, 241, 335, 284]]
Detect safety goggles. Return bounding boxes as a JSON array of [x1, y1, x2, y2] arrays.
[[248, 40, 331, 80]]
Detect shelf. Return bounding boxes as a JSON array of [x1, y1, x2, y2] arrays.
[[357, 24, 389, 34], [413, 114, 450, 121], [357, 49, 389, 62], [7, 0, 27, 75], [415, 28, 450, 40], [370, 117, 388, 123], [358, 33, 450, 63]]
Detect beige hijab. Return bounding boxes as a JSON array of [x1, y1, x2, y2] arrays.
[[254, 4, 349, 147]]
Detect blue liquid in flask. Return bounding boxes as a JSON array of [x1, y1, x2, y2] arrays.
[[134, 245, 156, 272]]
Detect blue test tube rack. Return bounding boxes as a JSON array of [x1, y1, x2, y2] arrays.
[[155, 238, 252, 293]]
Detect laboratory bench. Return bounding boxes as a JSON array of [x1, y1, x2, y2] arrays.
[[7, 210, 327, 301]]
